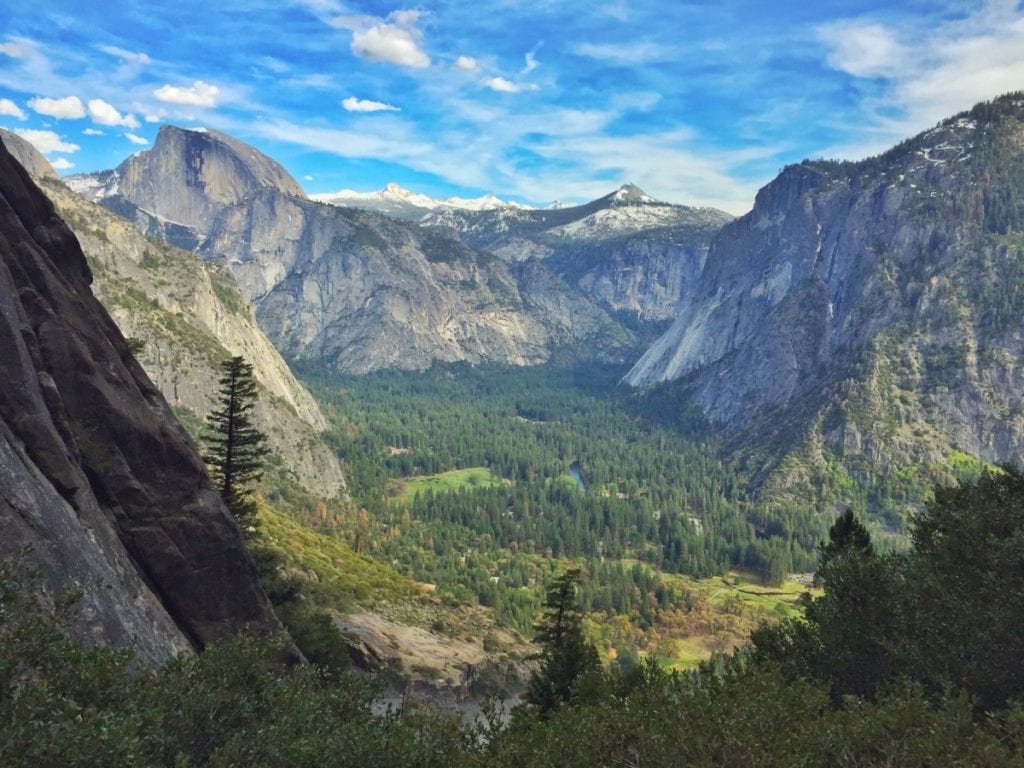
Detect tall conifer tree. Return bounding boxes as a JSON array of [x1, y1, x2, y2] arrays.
[[204, 356, 268, 534]]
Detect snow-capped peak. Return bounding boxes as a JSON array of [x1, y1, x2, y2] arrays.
[[611, 183, 660, 204], [312, 183, 532, 213]]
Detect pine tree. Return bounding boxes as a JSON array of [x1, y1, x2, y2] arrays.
[[819, 506, 873, 570], [203, 356, 268, 535], [526, 568, 600, 714]]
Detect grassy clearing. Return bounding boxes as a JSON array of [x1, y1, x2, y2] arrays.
[[257, 505, 417, 608], [589, 566, 816, 671], [390, 467, 507, 503]]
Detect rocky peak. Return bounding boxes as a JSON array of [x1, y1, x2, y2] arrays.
[[0, 128, 58, 181], [609, 183, 660, 205], [69, 125, 305, 238]]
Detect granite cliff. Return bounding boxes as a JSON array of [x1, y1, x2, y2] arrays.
[[626, 93, 1024, 499], [2, 129, 346, 500], [70, 126, 636, 373], [0, 139, 282, 660]]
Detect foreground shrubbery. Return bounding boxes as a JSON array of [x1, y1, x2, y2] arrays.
[[5, 469, 1024, 766]]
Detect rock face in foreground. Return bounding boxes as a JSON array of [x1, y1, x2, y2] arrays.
[[2, 128, 346, 499], [626, 93, 1024, 481], [0, 140, 282, 660]]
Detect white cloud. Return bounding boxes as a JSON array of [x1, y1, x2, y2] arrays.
[[28, 95, 85, 119], [454, 55, 477, 71], [83, 127, 104, 135], [0, 98, 26, 120], [574, 41, 675, 63], [815, 1, 1024, 160], [336, 10, 430, 68], [98, 45, 151, 65], [342, 96, 400, 112], [303, 174, 314, 181], [153, 80, 219, 107], [0, 41, 27, 58], [124, 132, 148, 145], [88, 98, 139, 128], [51, 157, 74, 170], [484, 77, 539, 94], [522, 51, 538, 75], [817, 21, 907, 78], [14, 129, 79, 154], [144, 112, 165, 123]]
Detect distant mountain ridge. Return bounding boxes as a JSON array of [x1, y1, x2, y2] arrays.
[[312, 182, 533, 220], [69, 125, 638, 373]]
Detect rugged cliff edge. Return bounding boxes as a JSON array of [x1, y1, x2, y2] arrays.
[[0, 139, 282, 660], [626, 93, 1024, 493], [2, 128, 346, 500]]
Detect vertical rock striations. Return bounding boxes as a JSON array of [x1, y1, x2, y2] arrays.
[[0, 139, 282, 659]]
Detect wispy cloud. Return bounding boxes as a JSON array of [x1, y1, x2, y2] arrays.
[[0, 98, 26, 120], [815, 0, 1024, 159], [83, 127, 104, 135], [454, 55, 477, 72], [124, 132, 148, 145], [28, 95, 85, 119], [342, 96, 400, 112], [574, 41, 675, 63], [98, 45, 151, 66], [153, 80, 219, 107], [14, 128, 79, 154], [0, 41, 28, 58]]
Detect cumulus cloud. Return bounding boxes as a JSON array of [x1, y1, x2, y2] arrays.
[[83, 127, 104, 135], [51, 157, 74, 170], [14, 129, 79, 154], [28, 95, 85, 119], [0, 98, 26, 119], [124, 132, 148, 145], [98, 45, 151, 65], [485, 77, 539, 94], [336, 10, 430, 68], [342, 96, 400, 112], [454, 55, 477, 71], [88, 98, 139, 128], [153, 80, 219, 107]]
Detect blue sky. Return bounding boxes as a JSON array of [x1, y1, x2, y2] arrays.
[[0, 1, 1022, 214]]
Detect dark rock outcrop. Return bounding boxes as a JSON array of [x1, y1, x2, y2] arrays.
[[0, 139, 282, 659]]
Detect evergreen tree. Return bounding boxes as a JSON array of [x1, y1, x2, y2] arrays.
[[818, 506, 873, 572], [203, 356, 268, 534], [526, 568, 600, 714]]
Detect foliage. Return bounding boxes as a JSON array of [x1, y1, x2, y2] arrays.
[[525, 568, 600, 713], [753, 467, 1024, 712], [203, 356, 269, 533]]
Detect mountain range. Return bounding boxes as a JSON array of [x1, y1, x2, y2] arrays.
[[68, 127, 731, 371], [40, 91, 1024, 508]]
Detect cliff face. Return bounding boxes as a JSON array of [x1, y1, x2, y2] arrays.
[[422, 185, 732, 324], [2, 128, 346, 499], [626, 94, 1024, 483], [72, 127, 634, 373], [0, 139, 282, 659]]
